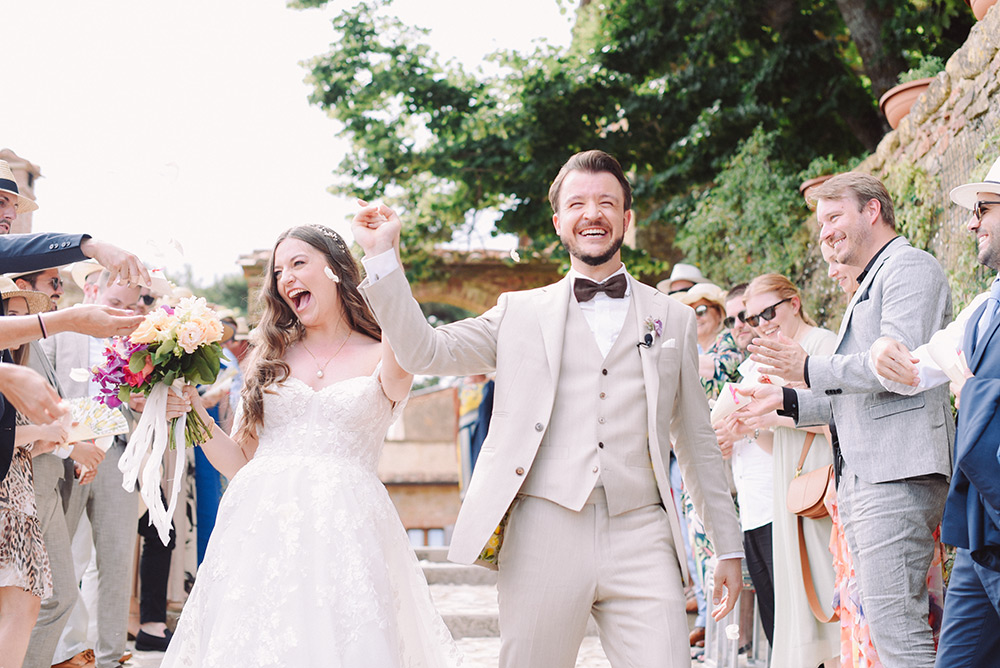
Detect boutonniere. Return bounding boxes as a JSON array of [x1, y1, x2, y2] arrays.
[[638, 316, 663, 348]]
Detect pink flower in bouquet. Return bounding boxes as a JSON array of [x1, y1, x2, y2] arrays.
[[176, 320, 210, 354]]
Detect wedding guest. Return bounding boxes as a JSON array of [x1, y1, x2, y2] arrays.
[[656, 262, 707, 294], [43, 269, 141, 668], [870, 157, 1000, 667], [0, 278, 67, 668], [716, 283, 775, 646], [741, 173, 953, 667], [733, 273, 839, 667], [8, 271, 103, 668]]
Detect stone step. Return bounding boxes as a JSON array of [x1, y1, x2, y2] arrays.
[[422, 561, 498, 586], [456, 636, 612, 667], [429, 584, 599, 639], [415, 546, 451, 562]]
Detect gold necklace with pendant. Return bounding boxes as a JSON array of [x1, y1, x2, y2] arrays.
[[299, 330, 352, 378]]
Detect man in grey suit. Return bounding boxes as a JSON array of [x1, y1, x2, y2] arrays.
[[42, 270, 141, 668], [742, 172, 953, 668], [356, 150, 743, 668], [9, 267, 106, 668]]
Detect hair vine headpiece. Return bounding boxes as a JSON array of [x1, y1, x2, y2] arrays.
[[309, 224, 350, 254]]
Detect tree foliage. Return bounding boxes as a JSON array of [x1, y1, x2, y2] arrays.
[[297, 0, 972, 277]]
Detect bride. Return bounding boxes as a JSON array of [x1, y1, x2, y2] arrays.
[[160, 225, 462, 667]]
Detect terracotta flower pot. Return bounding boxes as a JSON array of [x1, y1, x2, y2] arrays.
[[879, 78, 933, 130], [966, 0, 998, 20], [799, 174, 834, 203]]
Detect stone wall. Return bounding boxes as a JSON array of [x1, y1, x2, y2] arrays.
[[861, 4, 1000, 307]]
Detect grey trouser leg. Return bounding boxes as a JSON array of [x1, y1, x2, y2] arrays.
[[23, 455, 79, 668], [838, 466, 947, 668]]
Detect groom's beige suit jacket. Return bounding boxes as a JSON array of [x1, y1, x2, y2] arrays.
[[363, 269, 742, 574]]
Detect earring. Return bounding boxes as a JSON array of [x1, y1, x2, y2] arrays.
[[324, 266, 341, 283]]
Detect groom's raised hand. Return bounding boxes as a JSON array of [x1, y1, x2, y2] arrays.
[[352, 199, 401, 258]]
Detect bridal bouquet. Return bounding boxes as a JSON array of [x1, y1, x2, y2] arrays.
[[90, 296, 225, 544]]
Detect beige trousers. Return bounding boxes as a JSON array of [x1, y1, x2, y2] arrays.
[[497, 489, 689, 668]]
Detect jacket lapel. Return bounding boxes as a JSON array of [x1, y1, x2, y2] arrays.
[[835, 237, 908, 348], [537, 276, 572, 382], [969, 300, 999, 371], [631, 279, 662, 429]]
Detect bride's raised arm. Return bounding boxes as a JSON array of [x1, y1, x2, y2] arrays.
[[166, 385, 256, 479], [379, 336, 413, 404]]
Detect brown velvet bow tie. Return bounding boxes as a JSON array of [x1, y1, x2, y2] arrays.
[[574, 274, 628, 302]]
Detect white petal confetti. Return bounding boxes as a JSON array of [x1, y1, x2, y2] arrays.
[[69, 367, 92, 383]]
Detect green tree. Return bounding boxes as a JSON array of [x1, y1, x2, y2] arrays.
[[295, 0, 972, 278]]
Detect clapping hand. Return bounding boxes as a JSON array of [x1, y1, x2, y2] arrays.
[[748, 333, 808, 383], [352, 200, 402, 258]]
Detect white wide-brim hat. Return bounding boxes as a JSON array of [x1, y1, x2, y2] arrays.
[[950, 156, 1000, 210], [656, 262, 708, 294], [0, 276, 52, 314], [0, 160, 38, 214]]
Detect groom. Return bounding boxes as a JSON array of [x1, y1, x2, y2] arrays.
[[355, 150, 742, 668]]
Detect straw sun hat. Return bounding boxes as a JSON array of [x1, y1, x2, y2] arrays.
[[0, 276, 51, 315], [0, 160, 38, 214], [670, 282, 727, 311]]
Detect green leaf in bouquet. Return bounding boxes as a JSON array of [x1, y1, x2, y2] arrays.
[[162, 370, 178, 387], [128, 350, 149, 373], [117, 386, 132, 404], [157, 339, 176, 360]]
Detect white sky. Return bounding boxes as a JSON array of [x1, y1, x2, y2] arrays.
[[3, 0, 572, 284]]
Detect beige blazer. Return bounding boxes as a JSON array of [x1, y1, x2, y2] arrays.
[[362, 269, 742, 572]]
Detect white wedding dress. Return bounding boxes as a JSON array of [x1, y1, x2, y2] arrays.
[[161, 368, 463, 668]]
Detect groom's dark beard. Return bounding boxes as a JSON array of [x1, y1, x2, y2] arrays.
[[571, 234, 625, 267]]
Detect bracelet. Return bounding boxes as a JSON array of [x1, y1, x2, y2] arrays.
[[37, 313, 48, 339]]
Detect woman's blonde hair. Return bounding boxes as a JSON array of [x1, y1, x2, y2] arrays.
[[745, 273, 815, 327], [234, 225, 381, 443]]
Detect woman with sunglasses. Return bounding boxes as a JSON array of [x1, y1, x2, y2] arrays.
[[673, 283, 744, 401], [740, 273, 840, 668]]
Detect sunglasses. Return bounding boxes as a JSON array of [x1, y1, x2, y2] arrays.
[[44, 276, 63, 292], [139, 294, 156, 306], [745, 298, 791, 328], [974, 200, 1000, 221], [723, 311, 746, 329], [693, 304, 715, 318]]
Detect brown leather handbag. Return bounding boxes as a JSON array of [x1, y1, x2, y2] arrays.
[[786, 433, 832, 520]]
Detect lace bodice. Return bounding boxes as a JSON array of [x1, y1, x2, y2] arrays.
[[252, 374, 397, 473]]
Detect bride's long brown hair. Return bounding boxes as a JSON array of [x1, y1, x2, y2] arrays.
[[234, 225, 381, 442]]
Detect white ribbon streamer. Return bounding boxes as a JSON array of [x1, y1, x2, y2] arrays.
[[118, 380, 188, 546]]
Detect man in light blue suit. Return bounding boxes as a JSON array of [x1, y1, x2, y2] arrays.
[[872, 155, 1000, 668]]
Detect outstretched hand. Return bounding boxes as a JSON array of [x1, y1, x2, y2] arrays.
[[352, 200, 402, 258], [748, 332, 807, 383], [870, 336, 919, 386], [56, 304, 144, 339], [80, 238, 151, 287]]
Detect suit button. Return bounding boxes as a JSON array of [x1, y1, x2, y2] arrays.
[[598, 442, 604, 449], [515, 467, 525, 476], [534, 423, 544, 432], [598, 417, 605, 424], [592, 466, 599, 473], [602, 369, 608, 375], [599, 392, 606, 399], [825, 389, 843, 395]]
